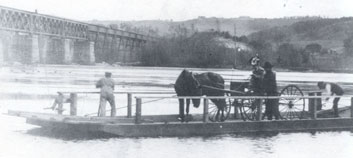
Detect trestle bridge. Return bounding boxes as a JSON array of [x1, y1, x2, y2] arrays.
[[0, 5, 154, 65]]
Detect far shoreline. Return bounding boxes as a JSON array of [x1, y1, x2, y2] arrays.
[[1, 62, 353, 74]]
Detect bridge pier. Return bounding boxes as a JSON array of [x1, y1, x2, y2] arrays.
[[0, 32, 14, 64], [39, 36, 49, 64], [89, 41, 95, 64], [31, 35, 40, 63], [0, 38, 3, 64], [73, 40, 95, 64], [64, 39, 74, 64]]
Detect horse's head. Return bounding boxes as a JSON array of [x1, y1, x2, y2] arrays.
[[174, 69, 202, 107]]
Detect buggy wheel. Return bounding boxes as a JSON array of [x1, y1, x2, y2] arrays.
[[208, 94, 232, 122], [240, 98, 265, 121], [279, 85, 305, 120]]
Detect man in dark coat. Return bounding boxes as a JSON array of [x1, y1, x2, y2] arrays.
[[262, 62, 280, 120], [318, 81, 344, 117]]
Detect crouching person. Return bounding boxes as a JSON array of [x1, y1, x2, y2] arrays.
[[51, 92, 70, 115], [317, 81, 344, 117]]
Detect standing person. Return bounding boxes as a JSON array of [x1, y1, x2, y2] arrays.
[[96, 72, 116, 117], [248, 54, 264, 120], [317, 81, 344, 117], [262, 62, 280, 120], [249, 54, 265, 95]]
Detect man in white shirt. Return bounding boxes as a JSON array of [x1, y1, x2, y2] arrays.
[[317, 81, 344, 117], [96, 72, 116, 117]]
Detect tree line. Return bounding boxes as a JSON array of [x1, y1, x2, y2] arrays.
[[139, 19, 353, 71], [141, 31, 236, 68]]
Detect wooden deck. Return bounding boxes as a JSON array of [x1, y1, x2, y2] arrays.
[[7, 108, 353, 137], [6, 91, 353, 137]]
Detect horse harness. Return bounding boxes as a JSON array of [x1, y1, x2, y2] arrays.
[[190, 72, 244, 95]]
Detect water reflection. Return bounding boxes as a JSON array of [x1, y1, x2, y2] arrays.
[[10, 125, 353, 158], [25, 127, 117, 141], [251, 136, 277, 154]]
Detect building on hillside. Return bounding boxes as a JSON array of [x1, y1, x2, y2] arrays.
[[309, 47, 344, 70]]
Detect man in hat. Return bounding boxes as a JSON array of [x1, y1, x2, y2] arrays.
[[317, 81, 344, 117], [96, 72, 116, 117], [262, 62, 280, 120]]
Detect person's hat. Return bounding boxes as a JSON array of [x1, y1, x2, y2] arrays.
[[105, 72, 112, 77], [263, 62, 273, 68], [317, 81, 325, 88], [249, 56, 260, 66]]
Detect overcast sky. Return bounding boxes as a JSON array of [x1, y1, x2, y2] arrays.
[[1, 0, 353, 21]]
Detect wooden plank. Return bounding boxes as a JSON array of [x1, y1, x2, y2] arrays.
[[9, 110, 353, 137], [102, 118, 353, 137], [317, 106, 351, 118], [24, 115, 353, 137]]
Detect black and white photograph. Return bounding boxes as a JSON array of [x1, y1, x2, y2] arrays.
[[1, 0, 353, 157]]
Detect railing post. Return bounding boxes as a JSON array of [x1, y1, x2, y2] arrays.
[[256, 99, 262, 121], [308, 92, 315, 119], [312, 96, 317, 120], [135, 98, 142, 124], [127, 93, 132, 118], [351, 97, 353, 118], [316, 92, 322, 111], [233, 100, 240, 119], [314, 97, 317, 119], [203, 98, 209, 123], [70, 93, 77, 116]]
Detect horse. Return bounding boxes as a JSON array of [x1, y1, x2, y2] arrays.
[[174, 69, 227, 122]]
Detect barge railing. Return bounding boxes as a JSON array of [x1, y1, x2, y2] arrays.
[[58, 91, 353, 125], [134, 95, 353, 124], [60, 91, 175, 117]]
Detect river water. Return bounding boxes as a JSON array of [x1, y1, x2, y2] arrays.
[[1, 65, 353, 158]]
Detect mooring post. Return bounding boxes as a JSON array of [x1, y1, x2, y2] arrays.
[[135, 98, 142, 124], [127, 93, 132, 118], [70, 93, 77, 116], [203, 98, 209, 123], [351, 97, 353, 118]]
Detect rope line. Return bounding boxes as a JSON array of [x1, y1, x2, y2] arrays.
[[200, 85, 245, 95], [84, 96, 173, 116]]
